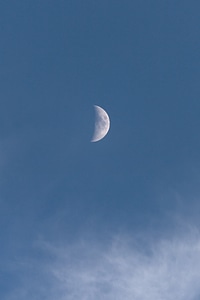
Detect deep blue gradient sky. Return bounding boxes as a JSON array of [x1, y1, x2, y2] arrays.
[[1, 1, 200, 299]]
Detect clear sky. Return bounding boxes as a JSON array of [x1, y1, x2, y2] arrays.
[[1, 1, 200, 299]]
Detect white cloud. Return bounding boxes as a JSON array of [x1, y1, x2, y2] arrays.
[[46, 229, 200, 300], [5, 227, 200, 300]]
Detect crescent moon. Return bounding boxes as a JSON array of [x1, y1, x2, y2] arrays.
[[91, 105, 110, 142]]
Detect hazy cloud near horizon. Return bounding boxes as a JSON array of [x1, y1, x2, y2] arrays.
[[5, 226, 200, 300]]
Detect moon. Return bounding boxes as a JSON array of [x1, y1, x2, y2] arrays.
[[91, 105, 110, 142]]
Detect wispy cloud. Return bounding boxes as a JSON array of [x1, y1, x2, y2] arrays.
[[48, 230, 200, 300], [5, 227, 200, 300]]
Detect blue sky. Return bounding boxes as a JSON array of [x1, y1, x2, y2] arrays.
[[1, 1, 200, 299]]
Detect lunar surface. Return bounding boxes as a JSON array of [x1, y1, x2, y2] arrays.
[[91, 105, 110, 142]]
